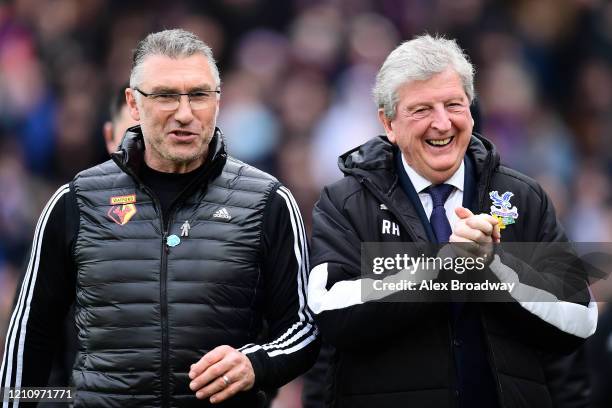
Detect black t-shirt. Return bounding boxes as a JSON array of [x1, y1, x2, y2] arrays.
[[140, 163, 204, 228]]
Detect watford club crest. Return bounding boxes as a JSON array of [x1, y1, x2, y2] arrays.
[[107, 194, 137, 225]]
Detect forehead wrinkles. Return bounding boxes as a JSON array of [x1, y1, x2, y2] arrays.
[[138, 54, 216, 89], [398, 81, 467, 109], [403, 93, 468, 109]]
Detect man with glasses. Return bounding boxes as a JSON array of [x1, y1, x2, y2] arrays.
[[1, 29, 319, 407]]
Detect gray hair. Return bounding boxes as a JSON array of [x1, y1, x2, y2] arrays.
[[373, 34, 475, 119], [129, 29, 220, 89]]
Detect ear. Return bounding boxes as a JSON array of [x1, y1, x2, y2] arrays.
[[467, 105, 474, 128], [125, 88, 141, 121], [378, 109, 396, 144], [214, 96, 220, 121], [103, 121, 115, 155]]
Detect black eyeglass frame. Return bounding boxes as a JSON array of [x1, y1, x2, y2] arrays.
[[134, 88, 221, 99]]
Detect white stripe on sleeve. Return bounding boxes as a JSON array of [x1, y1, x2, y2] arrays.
[[308, 263, 364, 315], [308, 256, 598, 340], [0, 184, 69, 408], [239, 187, 318, 357], [489, 254, 597, 338], [307, 259, 444, 314]]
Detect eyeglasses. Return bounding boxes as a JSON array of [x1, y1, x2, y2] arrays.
[[134, 88, 220, 111]]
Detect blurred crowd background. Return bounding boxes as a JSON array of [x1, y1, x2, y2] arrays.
[[1, 0, 612, 406]]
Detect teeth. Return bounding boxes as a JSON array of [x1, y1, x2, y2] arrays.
[[428, 137, 452, 146]]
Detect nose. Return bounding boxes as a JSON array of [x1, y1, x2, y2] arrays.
[[431, 105, 451, 132], [173, 95, 194, 124]]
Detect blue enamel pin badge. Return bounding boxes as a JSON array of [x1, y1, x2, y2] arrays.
[[166, 234, 181, 247]]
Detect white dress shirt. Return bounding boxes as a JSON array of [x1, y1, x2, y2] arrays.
[[401, 154, 464, 229]]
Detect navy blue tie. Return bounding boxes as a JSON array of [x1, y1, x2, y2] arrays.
[[427, 184, 454, 243]]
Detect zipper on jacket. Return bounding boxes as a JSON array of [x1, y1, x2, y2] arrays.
[[124, 181, 172, 407], [139, 184, 172, 408], [156, 194, 183, 408], [116, 168, 172, 407], [160, 224, 170, 408], [142, 190, 172, 408], [157, 161, 224, 408], [115, 152, 226, 407]]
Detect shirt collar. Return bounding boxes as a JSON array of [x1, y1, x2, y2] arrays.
[[401, 154, 464, 193]]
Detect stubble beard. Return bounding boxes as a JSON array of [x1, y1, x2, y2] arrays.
[[162, 126, 215, 164]]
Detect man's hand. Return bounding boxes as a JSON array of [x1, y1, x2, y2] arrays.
[[189, 345, 255, 404], [450, 207, 501, 259]]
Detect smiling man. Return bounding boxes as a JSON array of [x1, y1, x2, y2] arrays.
[[1, 29, 319, 407], [306, 35, 596, 408]]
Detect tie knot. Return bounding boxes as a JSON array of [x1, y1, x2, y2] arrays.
[[427, 184, 454, 207]]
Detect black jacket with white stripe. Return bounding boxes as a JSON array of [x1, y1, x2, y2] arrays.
[[307, 135, 596, 408], [1, 127, 319, 407]]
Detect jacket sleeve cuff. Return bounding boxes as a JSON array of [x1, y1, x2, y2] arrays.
[[244, 348, 269, 390], [489, 254, 597, 339]]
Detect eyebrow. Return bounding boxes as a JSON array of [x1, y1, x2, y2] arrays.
[[405, 96, 467, 108], [404, 103, 430, 111], [148, 85, 217, 93]]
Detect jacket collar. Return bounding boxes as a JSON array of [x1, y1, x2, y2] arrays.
[[337, 134, 499, 241], [111, 125, 227, 178], [337, 133, 500, 195]]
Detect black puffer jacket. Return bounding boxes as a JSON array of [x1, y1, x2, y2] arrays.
[[0, 127, 319, 407], [307, 135, 595, 408], [73, 129, 278, 406]]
